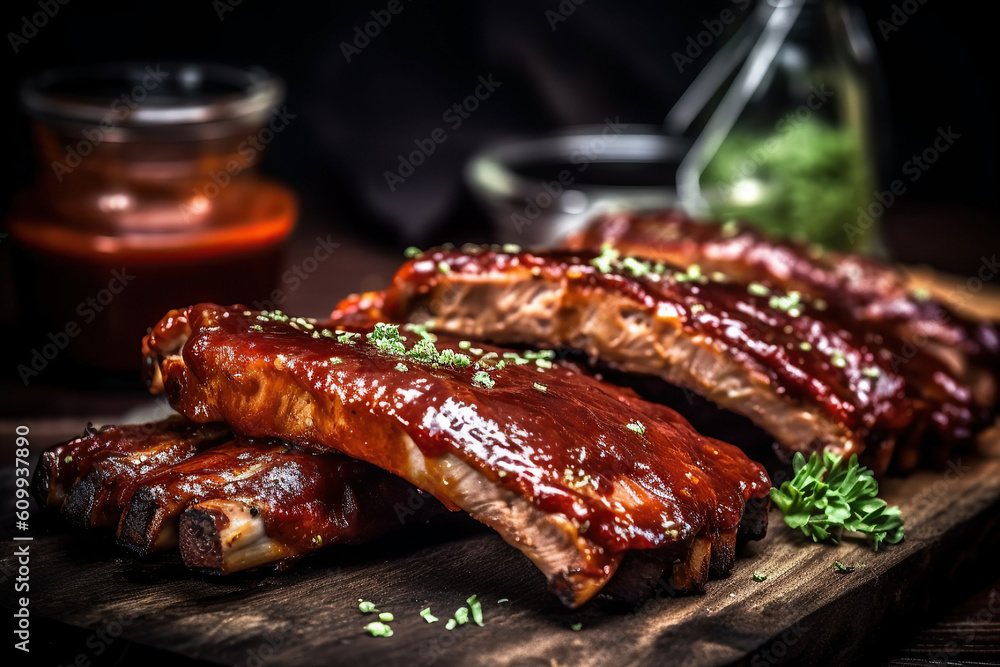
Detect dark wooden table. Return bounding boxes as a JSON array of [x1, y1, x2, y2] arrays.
[[3, 223, 1000, 666]]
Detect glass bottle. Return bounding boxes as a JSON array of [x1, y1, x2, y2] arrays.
[[9, 62, 297, 373], [674, 0, 883, 252]]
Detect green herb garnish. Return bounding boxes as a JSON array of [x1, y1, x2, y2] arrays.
[[626, 420, 646, 436], [395, 362, 409, 372], [438, 348, 472, 368], [403, 322, 437, 341], [367, 323, 407, 356], [358, 601, 377, 613], [445, 619, 457, 630], [497, 598, 509, 604], [466, 596, 483, 626], [437, 261, 451, 274], [533, 383, 547, 392], [419, 607, 438, 623], [404, 246, 423, 258], [64, 455, 73, 463], [747, 282, 770, 297], [364, 621, 393, 637], [768, 290, 802, 316], [472, 371, 495, 389], [407, 338, 439, 364], [752, 571, 767, 582], [621, 256, 651, 277], [329, 357, 343, 365], [454, 607, 469, 625], [570, 622, 583, 631], [378, 612, 394, 622], [770, 451, 904, 550], [834, 561, 855, 574], [590, 243, 619, 274], [337, 331, 360, 344]]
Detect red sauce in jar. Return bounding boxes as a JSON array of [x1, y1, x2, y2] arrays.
[[11, 63, 297, 373]]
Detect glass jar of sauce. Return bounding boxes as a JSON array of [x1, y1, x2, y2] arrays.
[[10, 62, 297, 373]]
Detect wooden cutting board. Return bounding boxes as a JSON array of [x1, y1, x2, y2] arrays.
[[5, 424, 1000, 667], [5, 265, 1000, 666]]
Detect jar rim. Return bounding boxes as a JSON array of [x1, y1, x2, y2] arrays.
[[20, 62, 284, 129]]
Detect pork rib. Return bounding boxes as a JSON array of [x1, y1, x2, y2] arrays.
[[143, 303, 770, 607], [32, 417, 230, 528], [34, 418, 441, 571], [119, 438, 438, 571], [340, 246, 925, 473], [566, 211, 999, 469], [567, 210, 998, 372]]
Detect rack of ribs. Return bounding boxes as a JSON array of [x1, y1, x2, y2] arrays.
[[33, 419, 441, 573], [566, 210, 999, 380], [568, 211, 999, 466], [142, 303, 771, 607], [336, 237, 996, 475]]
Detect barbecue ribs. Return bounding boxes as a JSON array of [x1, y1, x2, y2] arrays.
[[33, 418, 440, 572], [142, 303, 771, 607], [336, 234, 996, 474]]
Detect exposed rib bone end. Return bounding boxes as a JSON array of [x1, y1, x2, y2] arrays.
[[32, 450, 60, 508], [179, 499, 292, 574], [117, 486, 178, 555]]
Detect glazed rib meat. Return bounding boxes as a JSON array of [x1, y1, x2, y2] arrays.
[[121, 438, 439, 573], [32, 417, 231, 528], [33, 418, 441, 572], [567, 210, 998, 374], [564, 211, 999, 468], [142, 303, 771, 607], [336, 245, 934, 475]]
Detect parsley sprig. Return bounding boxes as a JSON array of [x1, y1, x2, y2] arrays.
[[769, 451, 904, 550]]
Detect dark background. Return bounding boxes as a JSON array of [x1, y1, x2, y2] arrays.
[[2, 4, 999, 664], [1, 0, 997, 272]]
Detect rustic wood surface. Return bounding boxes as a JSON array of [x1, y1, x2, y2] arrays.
[[4, 234, 1000, 666], [3, 418, 1000, 667]]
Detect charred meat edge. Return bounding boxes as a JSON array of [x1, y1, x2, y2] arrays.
[[145, 308, 766, 607]]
